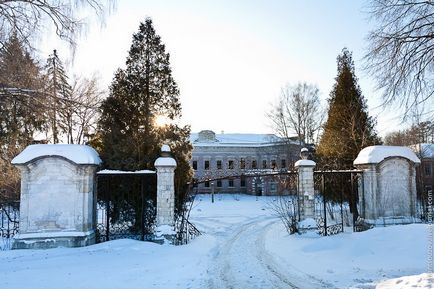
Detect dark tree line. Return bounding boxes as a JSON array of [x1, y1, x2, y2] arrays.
[[384, 121, 434, 146], [0, 35, 103, 201]]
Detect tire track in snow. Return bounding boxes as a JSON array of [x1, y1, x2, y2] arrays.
[[255, 221, 337, 289], [207, 217, 333, 289]]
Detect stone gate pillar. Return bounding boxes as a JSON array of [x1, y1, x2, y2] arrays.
[[11, 144, 101, 249], [154, 145, 177, 226], [354, 145, 420, 225], [295, 148, 316, 221]]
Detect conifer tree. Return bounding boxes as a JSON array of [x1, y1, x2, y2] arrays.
[[44, 49, 72, 143], [317, 48, 380, 169], [0, 35, 44, 200], [98, 18, 192, 196]]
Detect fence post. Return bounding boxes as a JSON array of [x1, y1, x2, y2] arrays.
[[295, 148, 316, 222], [154, 144, 177, 227], [322, 173, 327, 236]]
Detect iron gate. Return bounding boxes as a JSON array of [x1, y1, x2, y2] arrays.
[[96, 171, 157, 243], [314, 170, 362, 235], [0, 201, 19, 250]]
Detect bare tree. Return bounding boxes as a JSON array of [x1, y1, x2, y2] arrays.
[[364, 0, 434, 115], [267, 82, 323, 145], [0, 0, 115, 50], [59, 74, 104, 144]]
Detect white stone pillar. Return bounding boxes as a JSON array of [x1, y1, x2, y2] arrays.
[[154, 145, 177, 226], [357, 164, 378, 222], [11, 144, 101, 249], [295, 150, 316, 221]]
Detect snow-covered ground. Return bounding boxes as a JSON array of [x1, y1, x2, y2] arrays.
[[0, 194, 431, 289]]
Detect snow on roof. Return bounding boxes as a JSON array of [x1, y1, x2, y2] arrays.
[[12, 144, 102, 165], [190, 132, 297, 147], [97, 169, 155, 175], [409, 143, 434, 158], [353, 145, 420, 165]]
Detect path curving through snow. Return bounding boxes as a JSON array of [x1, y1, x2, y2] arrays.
[[191, 195, 334, 289]]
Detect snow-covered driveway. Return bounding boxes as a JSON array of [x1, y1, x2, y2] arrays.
[[191, 194, 333, 288], [206, 217, 332, 289], [0, 194, 429, 289]]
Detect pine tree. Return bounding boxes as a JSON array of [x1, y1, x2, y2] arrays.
[[44, 49, 72, 143], [0, 34, 44, 200], [317, 48, 380, 169], [0, 34, 44, 144], [98, 18, 192, 196]]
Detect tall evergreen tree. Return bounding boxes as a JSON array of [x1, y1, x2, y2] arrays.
[[0, 34, 44, 200], [317, 48, 380, 169], [0, 34, 44, 144], [44, 49, 72, 143], [98, 18, 192, 195]]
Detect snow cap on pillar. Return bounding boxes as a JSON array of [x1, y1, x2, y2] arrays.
[[154, 144, 177, 167], [295, 148, 315, 167]]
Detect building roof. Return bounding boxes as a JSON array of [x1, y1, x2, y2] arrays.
[[353, 145, 420, 165], [12, 144, 102, 165], [409, 143, 434, 159], [190, 131, 299, 147]]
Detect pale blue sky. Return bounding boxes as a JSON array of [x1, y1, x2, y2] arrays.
[[39, 0, 402, 136]]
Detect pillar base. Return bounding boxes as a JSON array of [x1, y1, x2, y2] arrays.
[[12, 230, 95, 249]]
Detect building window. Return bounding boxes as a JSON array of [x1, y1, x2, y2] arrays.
[[262, 160, 267, 169], [424, 163, 432, 176], [252, 160, 257, 169], [270, 182, 277, 193], [217, 180, 222, 187], [192, 160, 197, 170], [205, 181, 210, 188], [240, 158, 246, 169], [271, 160, 277, 169], [228, 160, 234, 170], [240, 176, 246, 187], [228, 179, 234, 187], [204, 160, 210, 170], [217, 160, 222, 170], [281, 159, 286, 168]]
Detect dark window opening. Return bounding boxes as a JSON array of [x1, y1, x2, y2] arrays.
[[228, 160, 234, 170], [240, 176, 246, 187], [424, 163, 432, 176], [217, 180, 222, 187], [262, 160, 267, 169], [204, 160, 210, 170], [240, 158, 246, 169], [192, 161, 197, 170], [252, 160, 257, 169], [281, 159, 286, 168], [228, 179, 234, 187], [217, 160, 222, 170]]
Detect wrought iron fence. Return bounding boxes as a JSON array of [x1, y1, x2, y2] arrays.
[[173, 218, 201, 246], [314, 170, 362, 236], [96, 172, 157, 243], [0, 201, 20, 250]]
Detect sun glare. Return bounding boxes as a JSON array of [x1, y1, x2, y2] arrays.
[[155, 115, 170, 127]]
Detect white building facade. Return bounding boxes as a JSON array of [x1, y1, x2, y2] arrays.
[[190, 130, 302, 195]]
